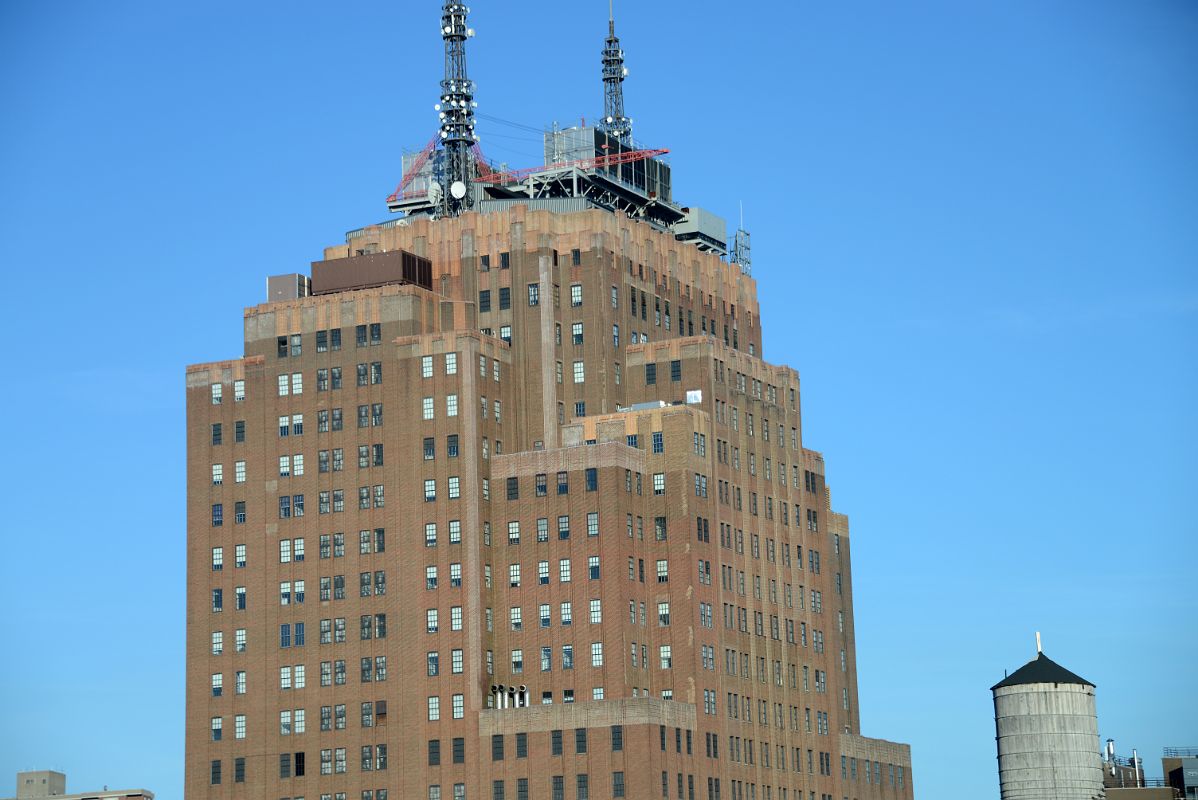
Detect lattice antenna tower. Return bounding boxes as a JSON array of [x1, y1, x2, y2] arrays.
[[600, 1, 632, 145], [435, 2, 478, 216], [732, 201, 752, 275]]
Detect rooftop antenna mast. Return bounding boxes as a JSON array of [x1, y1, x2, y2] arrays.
[[731, 201, 752, 275], [436, 2, 478, 216], [600, 1, 632, 145]]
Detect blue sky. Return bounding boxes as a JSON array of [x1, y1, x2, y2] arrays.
[[0, 2, 1194, 799]]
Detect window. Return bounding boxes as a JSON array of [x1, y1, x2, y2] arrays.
[[571, 322, 584, 345], [656, 560, 669, 582], [572, 361, 585, 383], [570, 284, 583, 307], [428, 696, 441, 721], [645, 363, 657, 385], [591, 641, 604, 666], [653, 473, 665, 495], [588, 556, 600, 579], [670, 359, 682, 381], [479, 289, 491, 312]]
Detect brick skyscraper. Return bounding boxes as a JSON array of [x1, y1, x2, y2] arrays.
[[185, 6, 914, 800]]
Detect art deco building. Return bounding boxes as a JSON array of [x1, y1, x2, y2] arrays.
[[185, 5, 914, 800]]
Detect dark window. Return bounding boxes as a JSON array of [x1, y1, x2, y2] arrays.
[[646, 363, 657, 385], [585, 468, 597, 492], [294, 751, 305, 776], [453, 737, 465, 763], [279, 753, 291, 779], [499, 287, 511, 310], [428, 739, 441, 766], [492, 780, 505, 800], [571, 248, 581, 266], [611, 725, 623, 751], [211, 423, 222, 445], [500, 252, 510, 269], [670, 359, 682, 382], [575, 728, 587, 753], [235, 501, 246, 524], [613, 771, 625, 798], [211, 503, 223, 527], [516, 732, 528, 758], [492, 734, 505, 761], [210, 760, 221, 786], [552, 776, 564, 800], [551, 729, 563, 756], [447, 434, 459, 458], [355, 324, 367, 347], [506, 477, 519, 500], [234, 757, 245, 783], [480, 254, 490, 270], [557, 471, 569, 495], [424, 437, 435, 460], [278, 336, 288, 358], [479, 290, 492, 313], [235, 420, 245, 442], [370, 322, 381, 344], [330, 328, 342, 350], [316, 330, 328, 351]]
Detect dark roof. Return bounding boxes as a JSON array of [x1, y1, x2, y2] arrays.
[[992, 652, 1094, 690]]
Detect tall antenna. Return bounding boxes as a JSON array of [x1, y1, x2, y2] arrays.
[[599, 1, 632, 145], [731, 201, 752, 275], [436, 2, 478, 216]]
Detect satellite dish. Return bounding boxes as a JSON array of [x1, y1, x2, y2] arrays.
[[450, 180, 467, 200], [427, 182, 443, 205]]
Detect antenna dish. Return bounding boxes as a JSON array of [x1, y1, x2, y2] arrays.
[[450, 180, 468, 199], [427, 182, 444, 205]]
